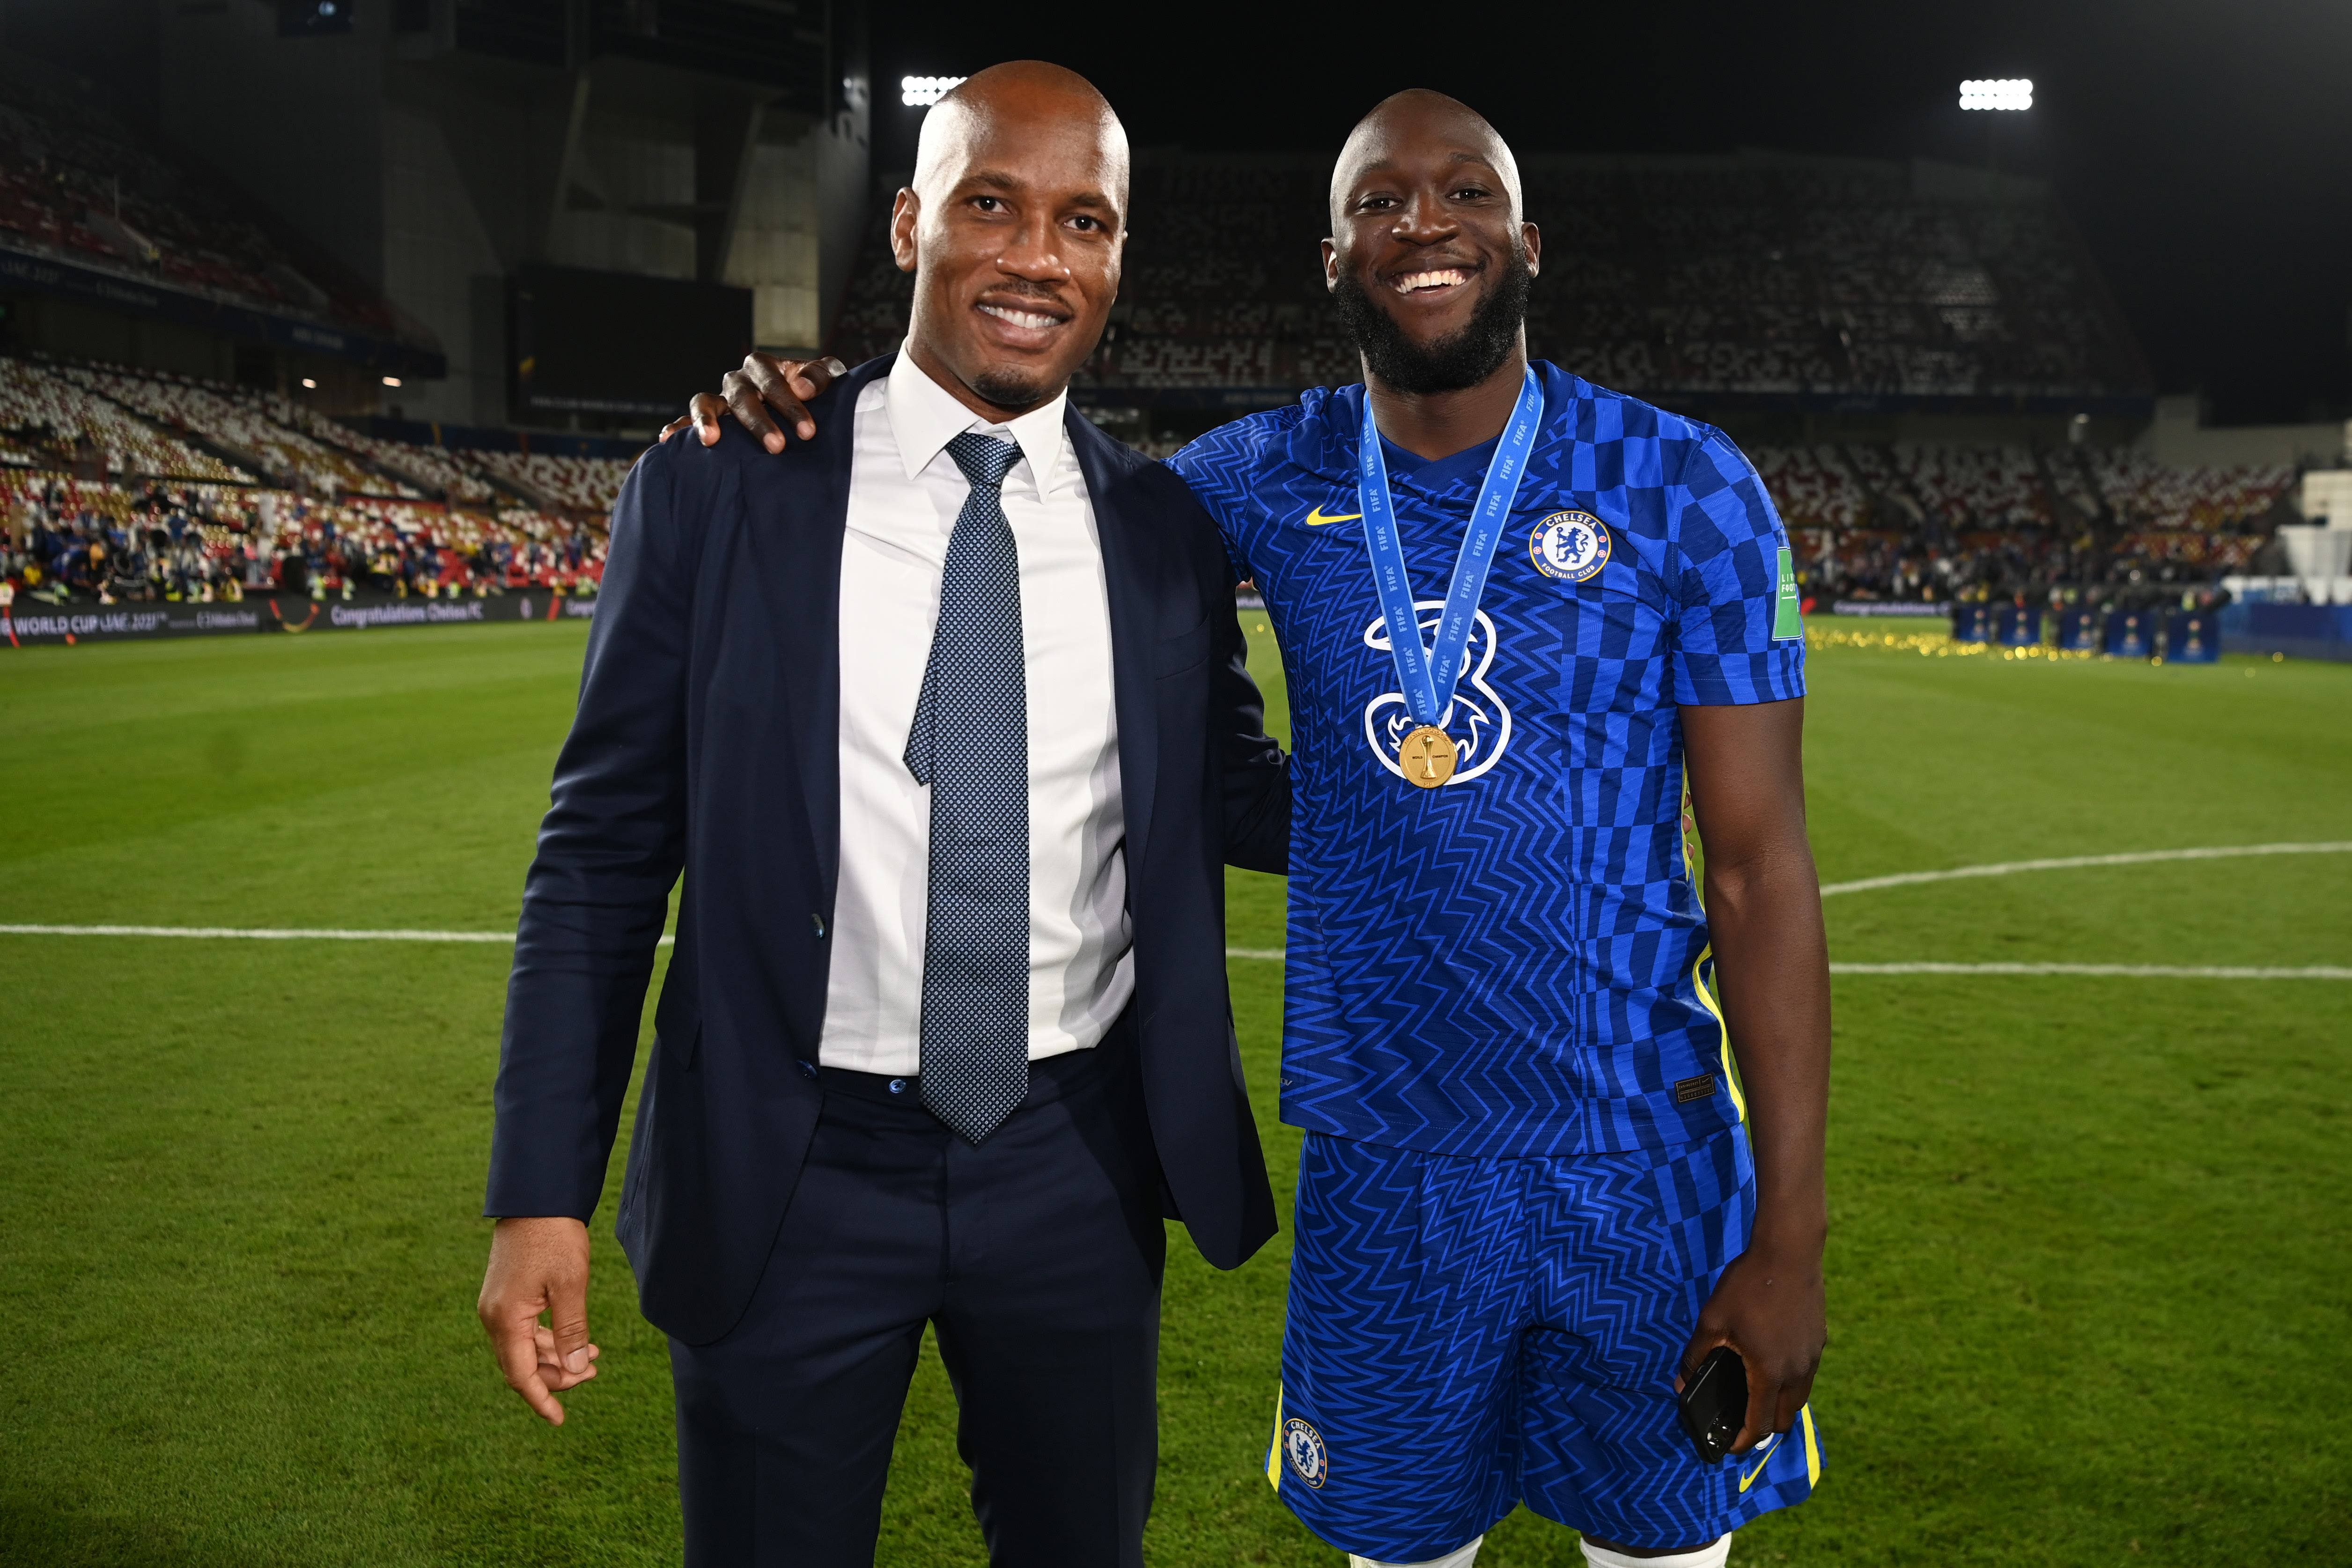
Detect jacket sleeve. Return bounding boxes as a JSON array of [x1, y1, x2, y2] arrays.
[[484, 447, 700, 1221], [1203, 514, 1290, 877]]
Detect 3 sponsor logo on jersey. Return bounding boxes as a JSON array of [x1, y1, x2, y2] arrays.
[[1282, 1417, 1329, 1487], [1529, 509, 1611, 582], [1361, 601, 1513, 785]]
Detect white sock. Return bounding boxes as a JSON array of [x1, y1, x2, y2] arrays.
[[1580, 1534, 1731, 1568], [1350, 1536, 1483, 1568]]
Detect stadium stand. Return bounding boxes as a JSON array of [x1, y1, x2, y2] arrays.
[[825, 146, 2306, 611], [830, 149, 2151, 411], [0, 356, 612, 611], [0, 59, 421, 357]]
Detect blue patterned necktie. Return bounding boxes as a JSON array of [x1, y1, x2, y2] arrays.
[[903, 431, 1030, 1143]]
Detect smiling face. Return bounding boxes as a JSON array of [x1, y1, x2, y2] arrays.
[[1324, 91, 1540, 397], [893, 64, 1128, 417]]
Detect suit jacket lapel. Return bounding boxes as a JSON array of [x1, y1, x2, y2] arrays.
[[1067, 408, 1158, 877], [776, 353, 893, 910]]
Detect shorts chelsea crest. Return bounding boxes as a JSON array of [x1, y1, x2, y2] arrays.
[[1264, 1127, 1821, 1560]]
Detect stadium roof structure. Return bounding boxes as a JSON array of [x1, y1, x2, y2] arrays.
[[0, 55, 444, 380], [829, 147, 2154, 420]]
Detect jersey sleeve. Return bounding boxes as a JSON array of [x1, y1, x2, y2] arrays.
[[1166, 422, 1268, 586], [1665, 427, 1807, 706]]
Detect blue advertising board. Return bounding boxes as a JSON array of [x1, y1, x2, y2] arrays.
[[2102, 608, 2156, 659], [2056, 606, 2101, 651], [1995, 605, 2042, 646], [1950, 603, 1991, 643], [2164, 610, 2220, 663]]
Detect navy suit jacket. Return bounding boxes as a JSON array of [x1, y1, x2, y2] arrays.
[[486, 355, 1290, 1345]]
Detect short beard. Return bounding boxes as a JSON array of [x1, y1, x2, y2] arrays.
[[1331, 244, 1532, 396], [966, 366, 1053, 411]]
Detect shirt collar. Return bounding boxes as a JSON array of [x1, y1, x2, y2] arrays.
[[886, 343, 1069, 491]]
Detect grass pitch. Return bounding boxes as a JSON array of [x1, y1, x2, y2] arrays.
[[0, 620, 2346, 1566]]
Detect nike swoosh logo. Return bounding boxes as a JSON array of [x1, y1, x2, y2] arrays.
[[1304, 506, 1362, 527], [1737, 1433, 1782, 1493]]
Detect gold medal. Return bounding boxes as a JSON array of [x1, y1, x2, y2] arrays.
[[1399, 724, 1457, 789]]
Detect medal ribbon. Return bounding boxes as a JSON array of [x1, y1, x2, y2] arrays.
[[1356, 365, 1547, 729]]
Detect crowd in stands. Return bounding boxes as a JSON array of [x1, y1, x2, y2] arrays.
[[0, 474, 604, 608], [833, 151, 2149, 407], [1755, 442, 2291, 605], [0, 353, 622, 612]]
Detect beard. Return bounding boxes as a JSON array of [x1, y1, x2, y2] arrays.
[[967, 365, 1054, 410], [1330, 243, 1533, 396]]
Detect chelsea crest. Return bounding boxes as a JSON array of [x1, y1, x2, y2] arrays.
[[1282, 1417, 1329, 1488], [1530, 510, 1610, 582]]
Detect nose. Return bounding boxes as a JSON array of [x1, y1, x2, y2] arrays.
[[1390, 189, 1460, 246], [994, 210, 1074, 286]]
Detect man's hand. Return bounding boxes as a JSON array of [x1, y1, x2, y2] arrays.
[[1677, 1235, 1828, 1453], [478, 1215, 599, 1425], [658, 353, 847, 452]]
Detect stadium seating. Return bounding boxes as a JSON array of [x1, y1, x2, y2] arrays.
[[0, 64, 406, 346], [831, 150, 2149, 409]]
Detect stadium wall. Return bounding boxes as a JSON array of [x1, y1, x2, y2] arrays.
[[151, 1, 868, 433], [2139, 396, 2349, 473]]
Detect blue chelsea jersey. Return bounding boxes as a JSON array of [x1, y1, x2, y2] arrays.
[[1168, 363, 1806, 1158]]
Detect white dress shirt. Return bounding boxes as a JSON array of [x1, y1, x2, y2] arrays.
[[818, 350, 1132, 1076]]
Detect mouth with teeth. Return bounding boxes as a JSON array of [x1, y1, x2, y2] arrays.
[[977, 301, 1069, 331], [1390, 266, 1475, 296]]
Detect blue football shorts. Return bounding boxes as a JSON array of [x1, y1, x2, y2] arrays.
[[1264, 1127, 1821, 1560]]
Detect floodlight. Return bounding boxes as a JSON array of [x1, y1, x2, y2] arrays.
[[900, 75, 966, 107], [301, 377, 317, 389], [382, 375, 402, 388], [1959, 79, 2033, 111]]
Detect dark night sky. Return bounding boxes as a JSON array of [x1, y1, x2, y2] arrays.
[[873, 0, 2352, 426]]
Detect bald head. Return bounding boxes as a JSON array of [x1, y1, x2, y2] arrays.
[[889, 60, 1130, 419], [1329, 89, 1522, 230], [915, 61, 1130, 214]]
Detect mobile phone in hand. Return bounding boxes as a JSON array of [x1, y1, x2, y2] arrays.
[[1677, 1346, 1747, 1465]]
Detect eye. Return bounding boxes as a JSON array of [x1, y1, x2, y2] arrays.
[[1069, 214, 1102, 231], [971, 195, 1005, 213], [1454, 184, 1493, 201]]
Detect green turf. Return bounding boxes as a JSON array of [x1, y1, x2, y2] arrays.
[[1, 620, 2346, 1565]]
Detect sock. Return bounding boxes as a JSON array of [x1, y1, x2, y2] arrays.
[[1579, 1534, 1731, 1568], [1349, 1536, 1484, 1568]]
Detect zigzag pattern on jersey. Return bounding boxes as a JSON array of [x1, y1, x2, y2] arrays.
[[1169, 365, 1804, 1160], [1273, 1131, 1818, 1562]]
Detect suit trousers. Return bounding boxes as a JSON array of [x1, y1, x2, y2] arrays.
[[669, 1011, 1166, 1567]]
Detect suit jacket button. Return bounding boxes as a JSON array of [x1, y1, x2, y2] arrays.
[[799, 1061, 818, 1081], [887, 1078, 907, 1095]]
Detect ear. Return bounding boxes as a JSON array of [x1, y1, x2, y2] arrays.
[[1320, 237, 1339, 294], [1522, 221, 1541, 279], [890, 188, 921, 273]]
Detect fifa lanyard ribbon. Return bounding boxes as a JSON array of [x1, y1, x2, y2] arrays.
[[1356, 366, 1547, 728]]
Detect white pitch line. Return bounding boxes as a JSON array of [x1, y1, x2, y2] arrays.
[[0, 924, 677, 945], [1220, 951, 2350, 977], [1818, 841, 2352, 898], [1833, 962, 2352, 979]]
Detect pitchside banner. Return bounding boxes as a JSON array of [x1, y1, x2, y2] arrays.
[[2165, 610, 2220, 664], [2056, 607, 2101, 651], [1950, 603, 1991, 643], [1995, 605, 2042, 646], [3, 592, 597, 647], [2102, 608, 2156, 659]]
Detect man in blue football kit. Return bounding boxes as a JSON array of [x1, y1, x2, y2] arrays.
[[674, 84, 1830, 1568]]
